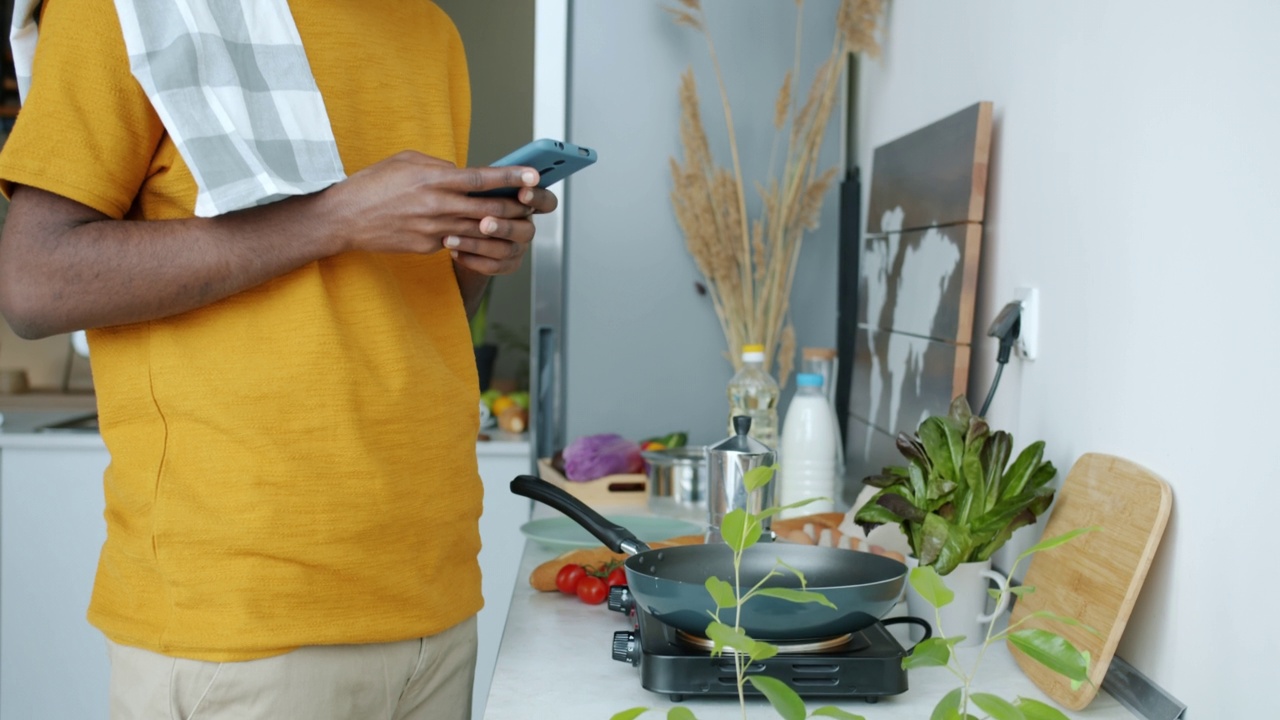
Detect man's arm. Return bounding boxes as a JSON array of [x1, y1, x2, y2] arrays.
[[0, 152, 554, 339]]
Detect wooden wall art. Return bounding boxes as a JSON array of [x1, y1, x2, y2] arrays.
[[844, 102, 993, 496]]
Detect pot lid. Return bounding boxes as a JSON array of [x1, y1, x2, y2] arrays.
[[709, 415, 771, 455]]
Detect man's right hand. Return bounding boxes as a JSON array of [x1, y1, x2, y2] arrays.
[[321, 150, 542, 257]]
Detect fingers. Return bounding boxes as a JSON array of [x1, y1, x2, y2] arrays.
[[455, 165, 541, 195], [446, 235, 527, 275], [517, 187, 559, 215]]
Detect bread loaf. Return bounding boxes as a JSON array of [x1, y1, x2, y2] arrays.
[[528, 509, 864, 592], [528, 534, 703, 591]]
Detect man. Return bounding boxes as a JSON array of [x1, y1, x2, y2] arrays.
[[0, 1, 552, 718]]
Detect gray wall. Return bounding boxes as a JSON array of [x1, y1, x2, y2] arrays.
[[564, 0, 843, 447]]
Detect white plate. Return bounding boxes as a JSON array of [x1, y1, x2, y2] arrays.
[[519, 515, 702, 551]]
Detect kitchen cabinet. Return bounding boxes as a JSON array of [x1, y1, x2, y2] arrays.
[[0, 418, 531, 720], [0, 432, 110, 720]]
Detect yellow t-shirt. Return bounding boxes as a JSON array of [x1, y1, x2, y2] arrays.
[[0, 0, 483, 661]]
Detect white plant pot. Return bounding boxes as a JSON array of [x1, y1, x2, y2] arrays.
[[902, 556, 1010, 648]]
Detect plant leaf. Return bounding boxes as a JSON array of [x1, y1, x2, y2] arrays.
[[720, 509, 761, 552], [705, 576, 738, 609], [755, 640, 780, 662], [754, 587, 837, 609], [1014, 697, 1072, 720], [862, 472, 906, 489], [758, 496, 827, 521], [745, 675, 806, 720], [666, 707, 698, 720], [744, 464, 777, 492], [809, 706, 867, 720], [1000, 441, 1046, 500], [610, 708, 650, 720], [916, 512, 948, 567], [1007, 629, 1090, 682], [930, 687, 965, 720], [877, 488, 927, 523], [908, 565, 954, 608], [980, 430, 1012, 512], [918, 418, 957, 486], [773, 558, 808, 587], [852, 490, 903, 533], [896, 432, 932, 474], [971, 692, 1026, 720], [902, 637, 952, 669], [705, 621, 754, 655], [927, 513, 973, 575], [1018, 526, 1100, 561]]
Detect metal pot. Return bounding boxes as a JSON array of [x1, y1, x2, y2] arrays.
[[642, 446, 707, 509]]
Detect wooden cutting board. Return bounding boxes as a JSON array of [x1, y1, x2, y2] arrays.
[[1007, 452, 1172, 710]]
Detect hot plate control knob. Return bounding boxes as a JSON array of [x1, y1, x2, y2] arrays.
[[607, 585, 634, 614], [611, 630, 640, 666]]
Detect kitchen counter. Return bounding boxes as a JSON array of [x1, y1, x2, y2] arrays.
[[483, 504, 1143, 720]]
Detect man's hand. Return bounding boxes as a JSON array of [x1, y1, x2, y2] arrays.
[[324, 150, 558, 275]]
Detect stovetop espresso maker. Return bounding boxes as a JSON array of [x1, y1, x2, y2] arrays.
[[705, 415, 776, 543]]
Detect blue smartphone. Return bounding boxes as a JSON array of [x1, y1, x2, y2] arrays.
[[471, 138, 597, 198]]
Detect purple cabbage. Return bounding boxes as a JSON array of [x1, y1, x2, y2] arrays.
[[562, 433, 644, 482]]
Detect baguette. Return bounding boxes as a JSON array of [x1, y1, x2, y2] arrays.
[[529, 534, 703, 591], [528, 510, 850, 591]]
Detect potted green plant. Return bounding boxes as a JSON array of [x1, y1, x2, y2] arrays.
[[853, 395, 1058, 576]]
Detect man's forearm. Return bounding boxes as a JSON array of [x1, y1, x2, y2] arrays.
[[0, 185, 346, 338]]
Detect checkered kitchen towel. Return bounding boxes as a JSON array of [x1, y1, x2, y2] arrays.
[[10, 0, 346, 217]]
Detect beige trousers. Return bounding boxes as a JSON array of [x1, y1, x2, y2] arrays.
[[106, 616, 477, 720]]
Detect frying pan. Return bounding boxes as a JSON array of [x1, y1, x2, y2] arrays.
[[511, 475, 907, 640]]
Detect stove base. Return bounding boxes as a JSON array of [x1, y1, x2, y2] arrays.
[[634, 611, 912, 702]]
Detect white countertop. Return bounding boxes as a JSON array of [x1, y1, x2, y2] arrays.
[[483, 504, 1142, 720]]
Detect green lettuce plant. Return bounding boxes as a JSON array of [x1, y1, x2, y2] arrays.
[[854, 396, 1058, 575], [612, 466, 864, 720], [903, 526, 1101, 720]]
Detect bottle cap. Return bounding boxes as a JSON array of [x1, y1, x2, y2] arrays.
[[796, 373, 823, 387], [741, 343, 765, 362]]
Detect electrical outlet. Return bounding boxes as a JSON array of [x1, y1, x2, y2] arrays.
[[1013, 287, 1038, 360]]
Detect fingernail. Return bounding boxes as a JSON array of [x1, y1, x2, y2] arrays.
[[521, 170, 538, 185], [482, 219, 498, 233], [519, 188, 532, 203], [450, 250, 459, 259], [444, 236, 460, 248]]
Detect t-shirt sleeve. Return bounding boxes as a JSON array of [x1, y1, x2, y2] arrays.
[[0, 0, 164, 218]]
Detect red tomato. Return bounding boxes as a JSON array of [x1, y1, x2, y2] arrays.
[[575, 576, 608, 605], [604, 567, 627, 588], [555, 564, 587, 594]]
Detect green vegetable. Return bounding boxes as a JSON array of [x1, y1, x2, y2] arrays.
[[854, 396, 1057, 575]]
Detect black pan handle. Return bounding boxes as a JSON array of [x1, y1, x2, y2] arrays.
[[510, 475, 651, 555]]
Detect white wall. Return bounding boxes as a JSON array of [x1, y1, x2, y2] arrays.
[[564, 0, 842, 447], [856, 1, 1279, 716]]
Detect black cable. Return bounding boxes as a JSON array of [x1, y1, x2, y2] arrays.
[[978, 302, 1021, 418], [978, 361, 1005, 418]]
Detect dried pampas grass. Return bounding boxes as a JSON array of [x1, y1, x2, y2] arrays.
[[668, 0, 883, 384]]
